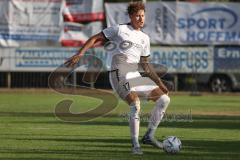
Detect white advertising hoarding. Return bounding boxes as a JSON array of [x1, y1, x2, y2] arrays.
[[4, 47, 107, 72], [176, 2, 240, 44], [60, 21, 103, 47], [150, 47, 213, 73], [105, 2, 240, 45], [0, 49, 14, 71], [0, 0, 64, 47], [0, 47, 213, 73], [63, 0, 104, 22]]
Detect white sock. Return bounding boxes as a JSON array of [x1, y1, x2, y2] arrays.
[[129, 100, 140, 148], [147, 94, 170, 138]]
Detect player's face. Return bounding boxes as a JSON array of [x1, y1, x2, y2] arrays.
[[130, 10, 145, 30]]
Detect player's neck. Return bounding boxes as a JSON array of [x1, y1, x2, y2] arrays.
[[130, 22, 141, 31]]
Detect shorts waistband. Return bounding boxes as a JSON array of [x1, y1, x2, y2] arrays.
[[108, 69, 118, 73]]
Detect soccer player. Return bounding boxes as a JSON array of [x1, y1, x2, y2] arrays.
[[65, 1, 170, 155]]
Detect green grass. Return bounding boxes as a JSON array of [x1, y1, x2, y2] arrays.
[[0, 90, 240, 160]]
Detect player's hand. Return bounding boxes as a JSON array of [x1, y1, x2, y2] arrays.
[[64, 54, 82, 68]]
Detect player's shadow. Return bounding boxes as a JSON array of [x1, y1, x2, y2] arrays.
[[0, 148, 131, 159], [14, 137, 130, 145], [141, 114, 240, 130], [143, 140, 240, 159], [1, 112, 240, 130], [0, 139, 239, 159], [176, 139, 240, 159]]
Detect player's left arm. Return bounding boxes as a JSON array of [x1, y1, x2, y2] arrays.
[[140, 56, 169, 94]]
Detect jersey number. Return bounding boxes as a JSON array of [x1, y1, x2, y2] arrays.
[[123, 82, 130, 91]]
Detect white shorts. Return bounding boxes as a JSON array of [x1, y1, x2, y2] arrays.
[[109, 70, 158, 100]]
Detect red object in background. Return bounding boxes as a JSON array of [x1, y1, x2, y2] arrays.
[[61, 40, 85, 47], [63, 12, 105, 23], [61, 40, 103, 47]]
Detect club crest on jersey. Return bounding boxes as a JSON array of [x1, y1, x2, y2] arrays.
[[141, 39, 144, 44]]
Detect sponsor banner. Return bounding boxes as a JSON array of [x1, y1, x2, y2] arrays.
[[4, 47, 240, 74], [13, 47, 108, 72], [63, 0, 104, 22], [176, 2, 240, 44], [105, 2, 240, 45], [60, 21, 103, 47], [0, 0, 64, 47], [150, 47, 213, 73], [214, 47, 240, 72], [105, 3, 129, 27], [105, 2, 177, 44], [0, 47, 213, 73], [0, 49, 14, 71]]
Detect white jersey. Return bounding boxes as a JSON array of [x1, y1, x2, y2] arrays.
[[102, 24, 150, 64], [103, 24, 157, 100]]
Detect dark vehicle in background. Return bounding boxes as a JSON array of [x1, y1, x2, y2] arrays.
[[182, 73, 240, 92], [207, 46, 240, 92]]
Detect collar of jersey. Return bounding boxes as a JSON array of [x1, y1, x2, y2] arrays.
[[127, 23, 141, 32]]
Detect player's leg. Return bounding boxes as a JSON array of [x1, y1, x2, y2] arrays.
[[109, 71, 143, 154], [125, 91, 143, 155], [142, 87, 170, 148]]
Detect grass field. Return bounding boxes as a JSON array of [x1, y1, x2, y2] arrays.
[[0, 89, 240, 160]]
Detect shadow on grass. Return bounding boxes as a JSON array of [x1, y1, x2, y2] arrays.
[[0, 139, 239, 160], [1, 111, 239, 130], [14, 137, 131, 145]]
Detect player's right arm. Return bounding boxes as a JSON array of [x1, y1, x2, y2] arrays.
[[140, 56, 169, 94], [140, 35, 169, 94], [64, 32, 106, 67]]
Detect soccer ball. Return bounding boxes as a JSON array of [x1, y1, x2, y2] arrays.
[[163, 136, 182, 154]]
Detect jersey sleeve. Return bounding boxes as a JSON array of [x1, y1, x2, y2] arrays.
[[141, 35, 151, 57], [102, 25, 119, 41]]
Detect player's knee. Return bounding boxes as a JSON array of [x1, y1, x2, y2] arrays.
[[161, 94, 170, 105], [129, 99, 141, 118], [156, 94, 170, 111], [126, 92, 139, 105], [148, 87, 165, 101]]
